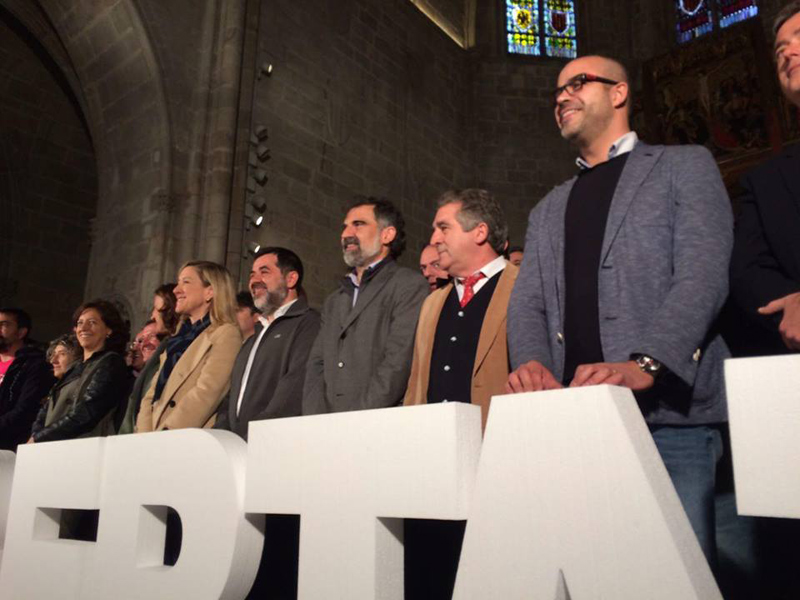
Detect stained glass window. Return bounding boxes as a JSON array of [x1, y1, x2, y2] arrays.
[[506, 0, 541, 56], [676, 0, 758, 44], [676, 0, 714, 44], [543, 0, 577, 58], [506, 0, 577, 58], [717, 0, 758, 28]]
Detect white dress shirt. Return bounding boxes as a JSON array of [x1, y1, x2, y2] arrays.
[[454, 255, 507, 302]]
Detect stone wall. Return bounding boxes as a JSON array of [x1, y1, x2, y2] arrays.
[[407, 0, 473, 46], [0, 8, 96, 341], [246, 0, 474, 305], [2, 0, 782, 332], [243, 0, 700, 303], [1, 0, 252, 335]]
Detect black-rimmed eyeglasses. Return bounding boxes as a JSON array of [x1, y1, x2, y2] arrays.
[[552, 73, 619, 106]]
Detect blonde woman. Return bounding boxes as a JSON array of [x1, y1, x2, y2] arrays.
[[136, 261, 242, 432]]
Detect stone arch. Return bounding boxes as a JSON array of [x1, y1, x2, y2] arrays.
[[0, 3, 98, 338], [105, 291, 135, 338], [1, 0, 173, 329]]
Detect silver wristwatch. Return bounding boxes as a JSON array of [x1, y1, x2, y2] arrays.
[[632, 354, 662, 379]]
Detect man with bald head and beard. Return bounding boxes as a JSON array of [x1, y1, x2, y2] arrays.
[[507, 55, 733, 566], [304, 197, 428, 414]]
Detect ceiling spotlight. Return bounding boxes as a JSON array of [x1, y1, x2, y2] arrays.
[[253, 168, 268, 185], [258, 62, 273, 80], [245, 204, 264, 228], [254, 125, 268, 140], [256, 144, 270, 161], [248, 151, 258, 168], [247, 241, 261, 255], [250, 133, 259, 145], [249, 195, 266, 213], [246, 177, 257, 193]]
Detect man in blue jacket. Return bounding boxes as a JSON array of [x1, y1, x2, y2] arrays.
[[506, 55, 733, 565]]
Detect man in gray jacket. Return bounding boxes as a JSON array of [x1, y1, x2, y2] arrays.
[[506, 55, 733, 565], [304, 197, 428, 414]]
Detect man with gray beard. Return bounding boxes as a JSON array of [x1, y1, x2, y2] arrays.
[[304, 197, 428, 414], [215, 247, 320, 439]]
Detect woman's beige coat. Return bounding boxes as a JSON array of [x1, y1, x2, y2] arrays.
[[136, 323, 241, 431]]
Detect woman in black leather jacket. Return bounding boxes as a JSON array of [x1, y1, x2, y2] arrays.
[[30, 300, 133, 442]]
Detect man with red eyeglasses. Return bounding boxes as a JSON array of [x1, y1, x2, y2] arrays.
[[507, 55, 733, 568]]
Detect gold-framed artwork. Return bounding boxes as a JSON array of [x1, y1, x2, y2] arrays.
[[642, 18, 791, 191]]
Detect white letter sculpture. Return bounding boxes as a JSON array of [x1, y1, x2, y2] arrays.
[[453, 385, 722, 600], [0, 437, 106, 599], [725, 355, 800, 518], [245, 402, 482, 600], [0, 450, 16, 563], [0, 430, 262, 600], [0, 388, 731, 599]]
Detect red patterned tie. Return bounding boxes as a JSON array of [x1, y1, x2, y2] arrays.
[[460, 272, 486, 308]]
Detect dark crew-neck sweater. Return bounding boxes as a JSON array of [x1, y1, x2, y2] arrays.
[[563, 153, 629, 384]]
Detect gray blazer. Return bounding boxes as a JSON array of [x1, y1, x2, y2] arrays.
[[303, 259, 428, 414], [508, 142, 733, 425]]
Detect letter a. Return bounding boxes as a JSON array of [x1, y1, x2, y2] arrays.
[[453, 386, 721, 599]]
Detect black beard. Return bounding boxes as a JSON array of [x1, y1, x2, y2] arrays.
[[254, 284, 288, 314], [264, 287, 288, 313]]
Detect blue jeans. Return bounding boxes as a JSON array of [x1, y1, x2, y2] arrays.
[[650, 425, 723, 568]]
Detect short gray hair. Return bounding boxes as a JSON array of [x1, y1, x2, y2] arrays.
[[436, 189, 508, 255], [46, 334, 81, 363], [773, 1, 800, 39]]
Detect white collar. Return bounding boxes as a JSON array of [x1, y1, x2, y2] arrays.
[[455, 255, 506, 285], [576, 131, 638, 170], [262, 298, 298, 325]]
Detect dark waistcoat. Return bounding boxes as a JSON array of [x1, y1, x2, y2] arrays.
[[427, 272, 501, 404]]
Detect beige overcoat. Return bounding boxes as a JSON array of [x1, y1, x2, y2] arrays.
[[136, 322, 241, 432]]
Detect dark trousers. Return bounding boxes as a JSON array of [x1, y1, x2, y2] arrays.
[[404, 519, 466, 600], [247, 515, 300, 600], [163, 511, 299, 597]]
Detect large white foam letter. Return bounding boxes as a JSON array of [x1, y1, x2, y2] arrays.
[[89, 429, 262, 599], [245, 402, 482, 599], [725, 355, 800, 518], [0, 450, 16, 564], [0, 438, 105, 599], [453, 385, 721, 599]]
